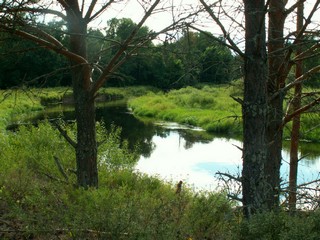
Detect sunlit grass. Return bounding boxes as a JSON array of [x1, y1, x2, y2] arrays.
[[0, 89, 44, 129], [129, 85, 242, 136]]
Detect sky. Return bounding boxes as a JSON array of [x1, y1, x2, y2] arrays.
[[44, 0, 319, 49], [87, 0, 320, 48]]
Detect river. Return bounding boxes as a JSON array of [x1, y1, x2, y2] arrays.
[[25, 100, 320, 191]]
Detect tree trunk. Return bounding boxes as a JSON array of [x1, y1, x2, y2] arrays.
[[289, 1, 304, 213], [242, 0, 269, 218], [73, 86, 98, 188], [68, 10, 98, 188], [266, 0, 287, 210]]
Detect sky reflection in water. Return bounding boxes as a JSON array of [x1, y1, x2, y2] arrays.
[[136, 128, 320, 191]]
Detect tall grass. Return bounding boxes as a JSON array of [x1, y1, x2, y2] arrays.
[[129, 85, 242, 136], [0, 89, 44, 129], [130, 85, 320, 141]]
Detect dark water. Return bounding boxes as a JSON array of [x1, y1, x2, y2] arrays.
[[19, 100, 320, 190]]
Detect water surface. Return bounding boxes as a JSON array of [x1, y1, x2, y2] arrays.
[[28, 101, 320, 191]]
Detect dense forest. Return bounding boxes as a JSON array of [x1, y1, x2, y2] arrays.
[[0, 18, 240, 90]]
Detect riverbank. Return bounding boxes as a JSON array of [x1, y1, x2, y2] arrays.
[[129, 85, 320, 142], [2, 85, 319, 142], [0, 86, 157, 130], [129, 85, 243, 137]]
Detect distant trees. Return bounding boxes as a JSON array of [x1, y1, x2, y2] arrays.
[[0, 18, 236, 89], [0, 21, 70, 88]]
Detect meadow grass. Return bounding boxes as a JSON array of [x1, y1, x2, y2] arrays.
[[0, 88, 44, 129], [1, 85, 320, 239], [129, 85, 243, 137]]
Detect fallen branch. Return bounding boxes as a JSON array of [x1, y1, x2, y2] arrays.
[[53, 156, 69, 182], [40, 171, 69, 185], [52, 121, 77, 148]]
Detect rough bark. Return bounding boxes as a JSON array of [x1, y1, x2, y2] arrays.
[[242, 0, 269, 218], [289, 1, 304, 213], [266, 0, 287, 210], [67, 8, 98, 188]]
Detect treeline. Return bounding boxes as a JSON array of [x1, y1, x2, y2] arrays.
[[0, 18, 241, 89]]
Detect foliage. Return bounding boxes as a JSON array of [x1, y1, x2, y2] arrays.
[[236, 211, 320, 240], [0, 18, 239, 90]]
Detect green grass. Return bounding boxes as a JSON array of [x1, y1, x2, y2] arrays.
[[129, 85, 242, 137], [0, 89, 44, 129], [130, 85, 320, 142], [0, 86, 158, 130], [1, 85, 320, 238]]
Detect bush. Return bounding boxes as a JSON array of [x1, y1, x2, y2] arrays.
[[236, 211, 320, 240]]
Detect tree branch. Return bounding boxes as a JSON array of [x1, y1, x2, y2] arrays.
[[285, 0, 307, 15], [91, 0, 161, 94], [53, 156, 69, 182], [0, 25, 89, 65], [52, 121, 77, 149], [216, 171, 241, 182], [199, 0, 244, 58], [283, 96, 320, 125], [275, 0, 320, 88], [271, 64, 320, 101], [87, 0, 115, 22], [187, 24, 244, 57], [1, 6, 67, 20]]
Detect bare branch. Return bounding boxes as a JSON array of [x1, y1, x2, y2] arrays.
[[230, 95, 244, 106], [53, 156, 69, 182], [87, 0, 115, 22], [0, 6, 67, 20], [199, 0, 244, 57], [40, 171, 69, 184], [23, 24, 65, 49], [0, 25, 89, 66], [273, 0, 320, 94], [285, 0, 307, 15], [187, 23, 244, 57], [283, 96, 320, 125], [52, 121, 77, 149], [272, 64, 320, 101], [216, 171, 241, 182], [91, 0, 161, 94]]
